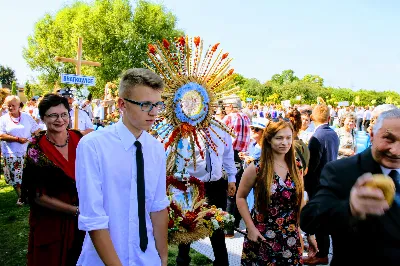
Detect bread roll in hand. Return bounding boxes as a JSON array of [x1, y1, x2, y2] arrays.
[[363, 174, 396, 206]]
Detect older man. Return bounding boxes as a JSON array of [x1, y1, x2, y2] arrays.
[[57, 88, 93, 135], [301, 108, 400, 266]]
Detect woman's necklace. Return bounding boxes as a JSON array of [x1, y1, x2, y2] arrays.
[[9, 112, 21, 124], [274, 161, 288, 170], [46, 132, 69, 148]]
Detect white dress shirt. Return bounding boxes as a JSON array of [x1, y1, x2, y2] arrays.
[[380, 166, 400, 176], [93, 104, 104, 119], [363, 110, 372, 120], [185, 126, 237, 182], [76, 120, 169, 266], [69, 108, 93, 131]]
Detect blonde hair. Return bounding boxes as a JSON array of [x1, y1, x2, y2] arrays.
[[312, 104, 330, 123], [4, 95, 21, 105]]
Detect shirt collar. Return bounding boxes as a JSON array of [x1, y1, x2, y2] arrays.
[[380, 165, 400, 176], [116, 119, 144, 151]]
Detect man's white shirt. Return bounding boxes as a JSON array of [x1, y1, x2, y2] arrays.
[[185, 126, 237, 182], [76, 120, 169, 266], [69, 108, 93, 131]]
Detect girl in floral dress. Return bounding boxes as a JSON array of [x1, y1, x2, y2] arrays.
[[237, 119, 304, 265]]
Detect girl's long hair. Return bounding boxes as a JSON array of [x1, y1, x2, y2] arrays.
[[254, 120, 304, 217]]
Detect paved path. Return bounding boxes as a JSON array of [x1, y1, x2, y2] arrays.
[[192, 223, 333, 265]]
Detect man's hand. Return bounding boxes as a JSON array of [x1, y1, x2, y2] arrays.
[[238, 152, 248, 160], [228, 182, 236, 197], [350, 173, 390, 219], [18, 137, 29, 144]]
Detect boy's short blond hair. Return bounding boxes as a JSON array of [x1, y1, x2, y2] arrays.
[[312, 104, 330, 123]]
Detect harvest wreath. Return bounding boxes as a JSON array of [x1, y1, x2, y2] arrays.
[[166, 175, 234, 244]]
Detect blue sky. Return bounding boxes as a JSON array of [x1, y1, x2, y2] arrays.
[[1, 0, 399, 92]]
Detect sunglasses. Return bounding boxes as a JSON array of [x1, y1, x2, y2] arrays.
[[250, 127, 262, 132]]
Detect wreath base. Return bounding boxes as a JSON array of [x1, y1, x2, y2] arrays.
[[168, 224, 211, 245]]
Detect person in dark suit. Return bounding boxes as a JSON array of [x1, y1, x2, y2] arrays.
[[303, 103, 339, 265], [300, 108, 400, 266]]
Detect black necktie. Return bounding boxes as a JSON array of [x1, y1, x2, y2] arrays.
[[205, 146, 212, 173], [389, 170, 400, 205], [134, 141, 148, 252]]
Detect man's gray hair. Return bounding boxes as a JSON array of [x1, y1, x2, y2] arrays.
[[373, 108, 400, 134], [223, 98, 242, 109], [118, 68, 164, 98], [371, 104, 397, 118]]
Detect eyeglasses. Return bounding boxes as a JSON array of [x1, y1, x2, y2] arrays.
[[45, 112, 70, 121], [123, 98, 165, 112], [250, 127, 262, 133]]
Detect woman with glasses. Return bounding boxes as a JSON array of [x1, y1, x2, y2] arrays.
[[21, 93, 85, 266], [237, 119, 304, 265], [0, 95, 40, 206]]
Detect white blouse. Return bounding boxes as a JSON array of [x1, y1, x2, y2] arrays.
[[0, 112, 40, 156]]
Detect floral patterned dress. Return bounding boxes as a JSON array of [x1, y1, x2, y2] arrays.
[[241, 159, 303, 266], [336, 127, 355, 159]]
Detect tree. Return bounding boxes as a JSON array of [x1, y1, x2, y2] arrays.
[[23, 0, 183, 98], [270, 69, 299, 85], [232, 73, 247, 88], [0, 65, 17, 85], [24, 82, 33, 100], [302, 74, 324, 87], [11, 81, 18, 96]]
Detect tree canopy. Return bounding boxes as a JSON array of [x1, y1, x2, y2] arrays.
[[23, 0, 183, 98], [239, 69, 400, 107], [0, 65, 17, 86]]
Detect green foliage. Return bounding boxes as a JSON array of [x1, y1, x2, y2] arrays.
[[23, 0, 183, 98], [270, 69, 299, 85], [234, 69, 400, 107], [24, 82, 33, 100], [11, 81, 17, 96], [0, 65, 17, 86], [302, 74, 324, 87]]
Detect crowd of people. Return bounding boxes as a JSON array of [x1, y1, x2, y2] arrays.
[[0, 68, 399, 266]]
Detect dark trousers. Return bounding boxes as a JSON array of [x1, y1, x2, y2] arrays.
[[307, 188, 330, 258], [176, 178, 229, 266], [315, 233, 330, 257], [363, 120, 371, 131], [356, 118, 363, 131], [329, 116, 334, 126], [226, 150, 243, 231]]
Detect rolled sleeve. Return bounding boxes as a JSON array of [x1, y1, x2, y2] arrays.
[[150, 148, 169, 212], [76, 138, 109, 231]]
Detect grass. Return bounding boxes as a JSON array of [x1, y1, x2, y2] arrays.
[[0, 179, 212, 266]]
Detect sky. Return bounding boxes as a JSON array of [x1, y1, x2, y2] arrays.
[[0, 0, 399, 92]]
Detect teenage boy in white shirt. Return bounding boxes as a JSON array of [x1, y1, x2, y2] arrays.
[[76, 68, 169, 266]]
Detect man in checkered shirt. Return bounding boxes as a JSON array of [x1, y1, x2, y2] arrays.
[[222, 98, 251, 237]]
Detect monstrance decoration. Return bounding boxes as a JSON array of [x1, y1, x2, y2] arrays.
[[145, 36, 235, 243]]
